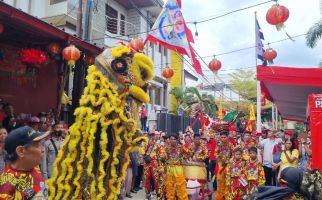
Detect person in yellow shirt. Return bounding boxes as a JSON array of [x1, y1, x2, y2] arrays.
[[275, 138, 299, 180], [280, 138, 299, 169]]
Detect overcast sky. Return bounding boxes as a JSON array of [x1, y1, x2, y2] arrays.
[[180, 0, 322, 88]]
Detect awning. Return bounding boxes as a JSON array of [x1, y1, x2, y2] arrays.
[[0, 2, 102, 55], [257, 65, 322, 121]]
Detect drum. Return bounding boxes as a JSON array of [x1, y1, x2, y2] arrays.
[[183, 164, 207, 181]]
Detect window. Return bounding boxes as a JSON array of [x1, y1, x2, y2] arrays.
[[155, 87, 161, 106], [120, 14, 125, 36], [164, 48, 168, 57], [158, 45, 162, 53], [105, 4, 118, 34], [50, 0, 66, 5]]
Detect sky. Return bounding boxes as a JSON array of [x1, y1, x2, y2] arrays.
[[180, 0, 322, 91]]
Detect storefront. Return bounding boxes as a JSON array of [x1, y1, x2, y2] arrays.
[[0, 2, 101, 122]]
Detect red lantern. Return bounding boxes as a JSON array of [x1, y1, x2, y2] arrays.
[[20, 49, 47, 65], [128, 38, 145, 52], [263, 48, 277, 64], [208, 58, 221, 72], [62, 45, 80, 66], [266, 4, 289, 30], [85, 54, 95, 65], [162, 66, 174, 79], [47, 43, 61, 55], [0, 22, 3, 34]]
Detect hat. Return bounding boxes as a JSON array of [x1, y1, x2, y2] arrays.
[[5, 126, 49, 154], [229, 125, 236, 132], [28, 116, 40, 124], [285, 130, 294, 136]]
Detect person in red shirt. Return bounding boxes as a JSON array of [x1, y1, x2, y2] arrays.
[[140, 104, 148, 132], [0, 126, 49, 200], [207, 132, 217, 191], [228, 125, 238, 146]]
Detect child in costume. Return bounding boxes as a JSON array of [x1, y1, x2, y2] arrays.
[[163, 133, 188, 200], [214, 130, 234, 200], [240, 131, 257, 160], [246, 146, 265, 195], [226, 147, 247, 200], [144, 132, 165, 200]]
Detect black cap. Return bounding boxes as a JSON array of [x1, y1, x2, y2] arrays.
[[5, 126, 49, 154]]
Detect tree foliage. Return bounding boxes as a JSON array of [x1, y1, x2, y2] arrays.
[[229, 69, 257, 101], [306, 19, 322, 48], [170, 86, 217, 117]]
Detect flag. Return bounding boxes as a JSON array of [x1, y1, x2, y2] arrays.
[[222, 110, 237, 122], [145, 0, 203, 76], [255, 15, 267, 65], [247, 104, 256, 131], [217, 102, 223, 120]]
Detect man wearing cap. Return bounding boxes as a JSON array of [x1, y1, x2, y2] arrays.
[[0, 126, 49, 199], [228, 125, 238, 146]]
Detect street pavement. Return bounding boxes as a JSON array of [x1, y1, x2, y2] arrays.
[[124, 182, 216, 200]]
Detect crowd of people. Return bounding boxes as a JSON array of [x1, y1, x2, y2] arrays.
[[0, 99, 317, 200], [120, 125, 314, 200]]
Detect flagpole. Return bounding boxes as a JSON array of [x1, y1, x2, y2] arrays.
[[255, 12, 262, 133]]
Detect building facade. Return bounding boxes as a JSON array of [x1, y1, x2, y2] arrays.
[[3, 0, 171, 131]]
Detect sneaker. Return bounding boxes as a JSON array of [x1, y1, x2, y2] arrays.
[[126, 193, 133, 198]]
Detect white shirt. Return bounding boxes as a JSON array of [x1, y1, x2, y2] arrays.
[[259, 138, 282, 168]]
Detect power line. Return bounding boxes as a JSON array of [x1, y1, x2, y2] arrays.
[[192, 0, 274, 24], [88, 0, 277, 42]]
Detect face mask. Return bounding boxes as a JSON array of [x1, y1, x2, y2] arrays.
[[54, 130, 63, 136]]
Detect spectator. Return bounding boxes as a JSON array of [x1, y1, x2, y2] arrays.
[[133, 143, 144, 192], [207, 132, 217, 190], [140, 104, 147, 132], [278, 138, 299, 178], [0, 126, 49, 199], [298, 133, 309, 172], [2, 103, 16, 132], [0, 126, 7, 174], [259, 129, 282, 186], [177, 99, 184, 116], [28, 116, 41, 131], [41, 123, 66, 179]]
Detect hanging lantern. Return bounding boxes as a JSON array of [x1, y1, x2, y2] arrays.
[[0, 22, 4, 34], [46, 43, 61, 55], [62, 45, 80, 67], [266, 4, 289, 30], [263, 48, 277, 64], [208, 58, 221, 73], [162, 66, 174, 80], [128, 38, 145, 52], [85, 54, 95, 65]]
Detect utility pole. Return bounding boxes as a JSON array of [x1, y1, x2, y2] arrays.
[[84, 0, 93, 41], [76, 0, 83, 38]]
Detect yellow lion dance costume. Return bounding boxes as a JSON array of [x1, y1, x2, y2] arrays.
[[47, 44, 154, 200]]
